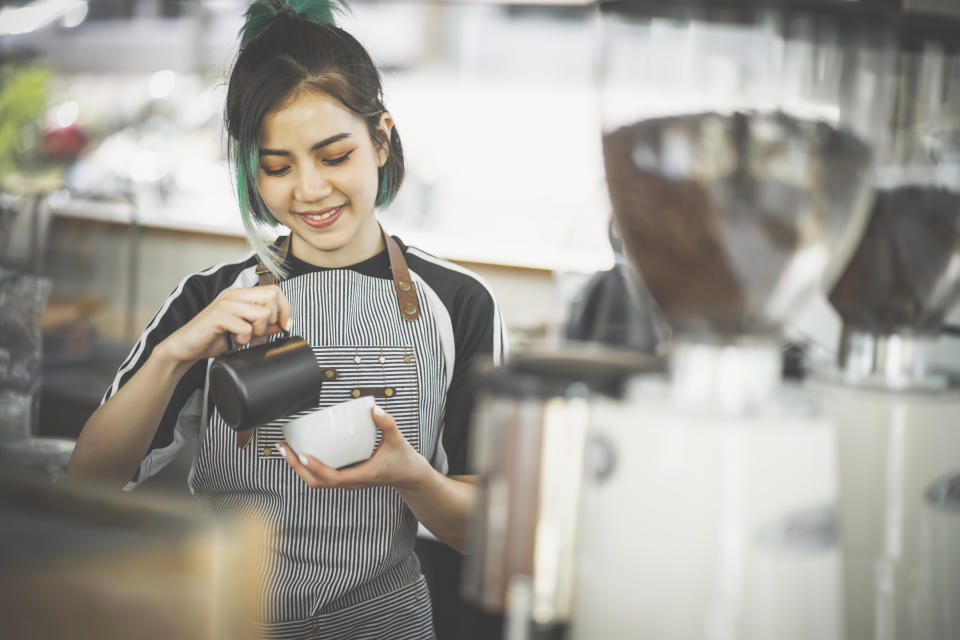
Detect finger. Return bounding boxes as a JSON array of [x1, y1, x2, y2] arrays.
[[275, 441, 293, 461], [220, 288, 278, 324], [275, 442, 322, 486], [246, 290, 286, 334], [219, 286, 293, 333], [293, 462, 323, 487], [261, 300, 279, 328], [237, 285, 287, 312], [277, 442, 339, 487], [220, 285, 283, 305], [370, 405, 398, 433], [223, 320, 255, 345], [217, 315, 255, 346], [272, 286, 294, 333], [250, 310, 271, 338], [219, 300, 273, 336], [299, 453, 346, 484]]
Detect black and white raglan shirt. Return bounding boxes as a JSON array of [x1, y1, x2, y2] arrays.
[[102, 233, 507, 638]]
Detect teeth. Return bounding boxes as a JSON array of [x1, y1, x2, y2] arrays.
[[305, 208, 338, 222]]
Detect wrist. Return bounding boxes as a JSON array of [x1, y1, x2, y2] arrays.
[[395, 452, 437, 494], [151, 340, 196, 378]]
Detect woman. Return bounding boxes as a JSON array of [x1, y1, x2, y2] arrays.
[[68, 1, 507, 637]]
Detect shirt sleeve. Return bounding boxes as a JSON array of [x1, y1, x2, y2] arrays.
[[102, 267, 235, 489], [441, 280, 508, 476]]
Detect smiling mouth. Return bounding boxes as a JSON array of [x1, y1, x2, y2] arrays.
[[299, 206, 343, 222], [293, 205, 348, 229]]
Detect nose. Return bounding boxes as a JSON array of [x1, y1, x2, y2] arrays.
[[293, 165, 333, 203]]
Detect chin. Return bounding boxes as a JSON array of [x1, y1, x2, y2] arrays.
[[302, 234, 351, 254]]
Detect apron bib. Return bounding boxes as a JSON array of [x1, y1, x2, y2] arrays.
[[190, 235, 447, 626]]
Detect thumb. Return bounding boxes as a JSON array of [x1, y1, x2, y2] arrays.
[[371, 404, 398, 433]]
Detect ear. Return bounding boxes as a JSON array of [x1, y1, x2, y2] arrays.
[[375, 112, 394, 168]]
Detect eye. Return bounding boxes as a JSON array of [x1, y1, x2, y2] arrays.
[[261, 165, 290, 177], [323, 150, 354, 166]]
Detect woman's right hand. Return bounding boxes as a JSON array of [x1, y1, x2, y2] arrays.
[[157, 285, 293, 365]]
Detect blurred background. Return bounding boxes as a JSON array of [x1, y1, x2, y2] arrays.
[[3, 0, 958, 471], [0, 4, 613, 638], [3, 1, 960, 639], [0, 0, 616, 455]]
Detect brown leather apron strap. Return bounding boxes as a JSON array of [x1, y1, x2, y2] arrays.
[[383, 229, 420, 322], [237, 235, 291, 450], [248, 235, 290, 348]]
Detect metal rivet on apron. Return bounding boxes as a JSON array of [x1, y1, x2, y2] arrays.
[[403, 303, 417, 316], [324, 369, 337, 380], [353, 355, 362, 364], [378, 355, 385, 364], [404, 354, 412, 363], [397, 280, 411, 292], [351, 388, 361, 398], [263, 447, 272, 456], [385, 387, 395, 397]]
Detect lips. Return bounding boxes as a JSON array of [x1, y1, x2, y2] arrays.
[[296, 205, 345, 229]]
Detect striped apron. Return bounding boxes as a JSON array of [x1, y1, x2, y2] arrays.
[[190, 235, 443, 639]]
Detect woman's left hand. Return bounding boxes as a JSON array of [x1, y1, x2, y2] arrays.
[[275, 407, 431, 491]]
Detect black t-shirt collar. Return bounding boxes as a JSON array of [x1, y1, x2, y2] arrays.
[[278, 234, 404, 280]]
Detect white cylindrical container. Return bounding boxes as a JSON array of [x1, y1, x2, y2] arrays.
[[810, 379, 960, 640], [568, 378, 842, 640]]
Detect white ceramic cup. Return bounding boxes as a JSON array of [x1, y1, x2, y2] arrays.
[[282, 396, 379, 469]]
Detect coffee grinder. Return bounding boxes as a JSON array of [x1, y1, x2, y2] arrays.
[[808, 9, 960, 640], [565, 2, 895, 638], [462, 348, 662, 640]]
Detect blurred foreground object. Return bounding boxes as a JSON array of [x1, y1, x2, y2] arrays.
[[0, 471, 267, 640]]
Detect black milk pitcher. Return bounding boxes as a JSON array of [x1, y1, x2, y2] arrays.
[[209, 335, 324, 431]]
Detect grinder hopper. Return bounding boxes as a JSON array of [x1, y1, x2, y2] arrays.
[[599, 1, 893, 406], [812, 12, 960, 640], [828, 14, 960, 385]]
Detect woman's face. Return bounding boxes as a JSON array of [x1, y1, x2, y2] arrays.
[[257, 90, 392, 267]]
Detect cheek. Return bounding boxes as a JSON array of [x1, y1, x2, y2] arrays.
[[361, 157, 381, 199], [352, 146, 381, 193], [257, 178, 283, 210], [366, 166, 380, 197], [339, 162, 379, 208]]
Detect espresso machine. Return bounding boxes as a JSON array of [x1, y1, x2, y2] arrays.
[[563, 2, 896, 638], [807, 9, 960, 640]]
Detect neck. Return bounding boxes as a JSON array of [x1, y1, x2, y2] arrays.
[[289, 215, 385, 268]]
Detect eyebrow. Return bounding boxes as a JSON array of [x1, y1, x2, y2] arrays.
[[259, 132, 352, 157]]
